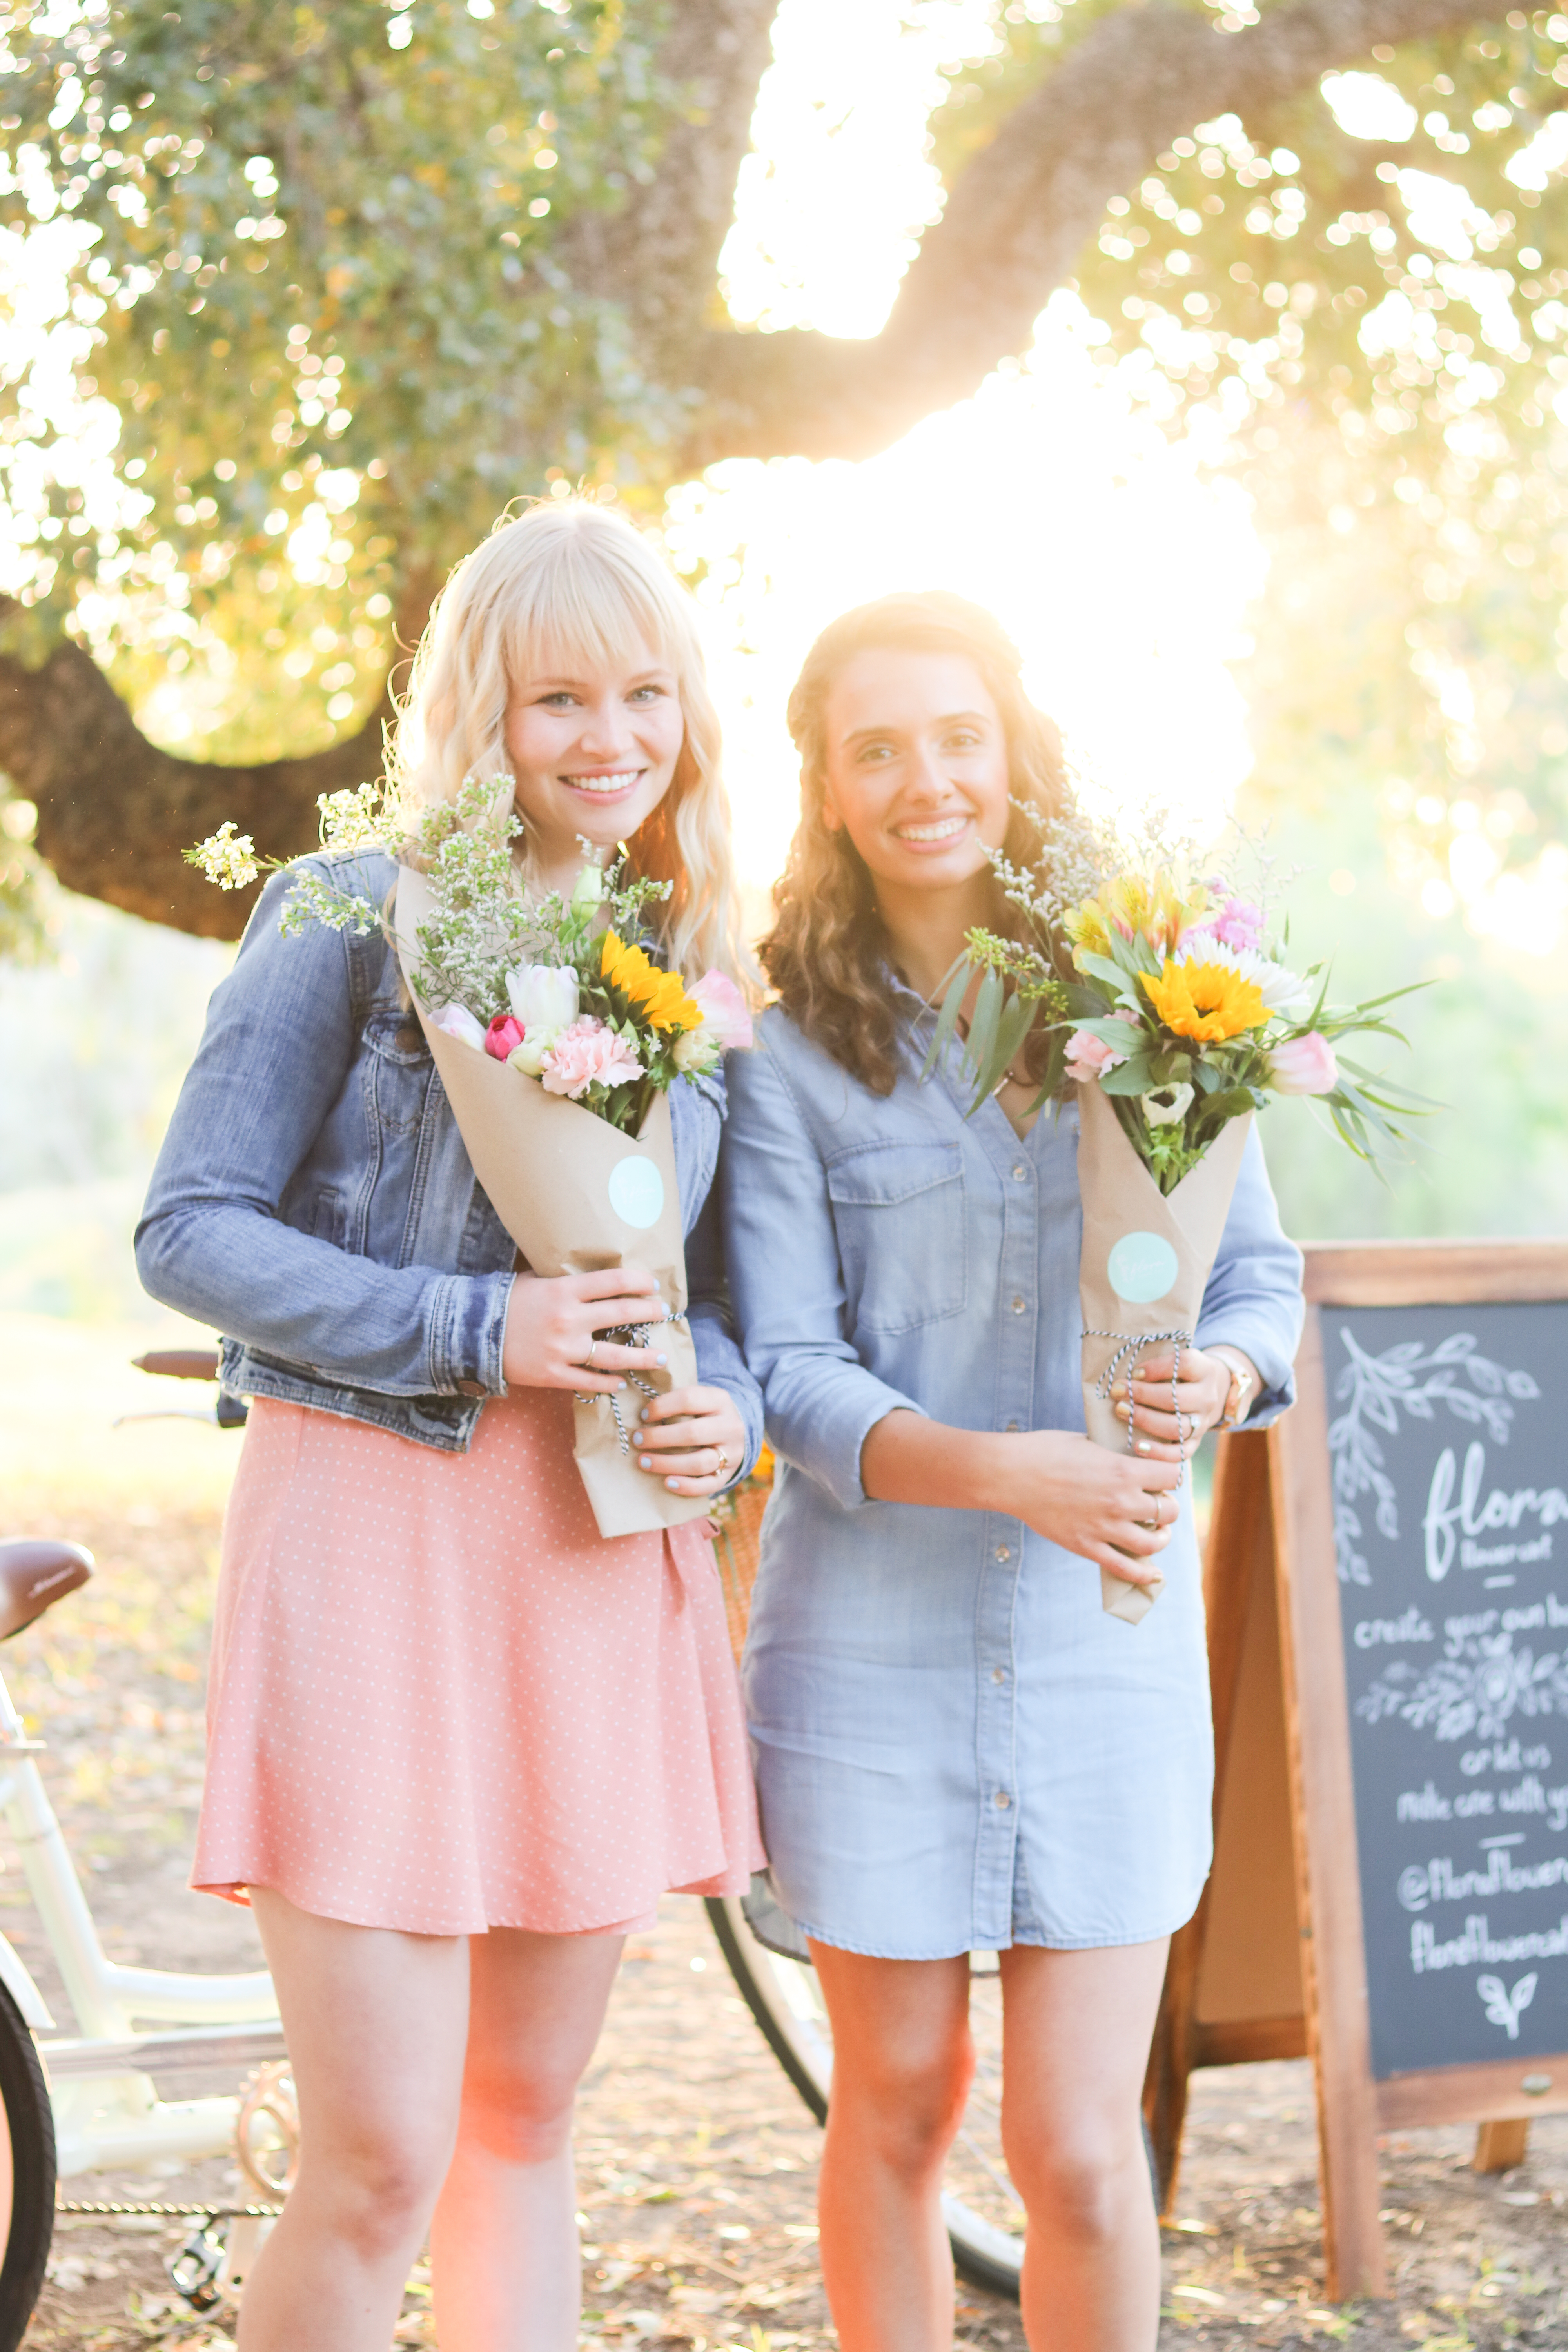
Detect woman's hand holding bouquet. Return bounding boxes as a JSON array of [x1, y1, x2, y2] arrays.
[[929, 801, 1429, 1623]]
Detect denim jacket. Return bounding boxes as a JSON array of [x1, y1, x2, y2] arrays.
[[136, 852, 764, 1469]]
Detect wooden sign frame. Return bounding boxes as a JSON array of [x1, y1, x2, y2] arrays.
[[1144, 1239, 1568, 2300]]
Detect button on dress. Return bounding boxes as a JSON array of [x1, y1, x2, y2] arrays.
[[722, 998, 1305, 1960]]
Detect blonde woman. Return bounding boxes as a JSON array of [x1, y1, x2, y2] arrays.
[[136, 501, 765, 2352]]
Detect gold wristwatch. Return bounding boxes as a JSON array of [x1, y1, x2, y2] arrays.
[[1215, 1353, 1256, 1429]]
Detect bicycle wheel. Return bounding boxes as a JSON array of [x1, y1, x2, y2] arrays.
[[0, 1980, 56, 2350], [707, 1895, 1024, 2296]]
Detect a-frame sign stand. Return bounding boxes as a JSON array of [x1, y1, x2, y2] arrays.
[[1143, 1240, 1568, 2303]]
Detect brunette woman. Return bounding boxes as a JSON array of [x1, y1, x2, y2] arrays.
[[722, 592, 1304, 2352], [136, 501, 764, 2352]]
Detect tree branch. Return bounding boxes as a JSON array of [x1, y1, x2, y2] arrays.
[[0, 610, 387, 938], [679, 0, 1494, 467], [557, 0, 779, 334]]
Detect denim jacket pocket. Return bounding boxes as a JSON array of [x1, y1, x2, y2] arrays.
[[359, 1007, 436, 1138], [825, 1142, 967, 1334]]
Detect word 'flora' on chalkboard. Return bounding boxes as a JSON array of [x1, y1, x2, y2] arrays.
[[1331, 1303, 1568, 2078]]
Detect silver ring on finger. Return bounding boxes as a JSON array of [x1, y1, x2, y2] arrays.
[[715, 1448, 730, 1477], [584, 1339, 599, 1370]]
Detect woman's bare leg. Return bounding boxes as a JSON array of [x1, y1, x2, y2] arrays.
[[807, 1944, 973, 2352], [998, 1937, 1170, 2352], [239, 1889, 470, 2352], [430, 1927, 625, 2352]]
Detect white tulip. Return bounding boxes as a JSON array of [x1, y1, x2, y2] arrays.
[[506, 963, 578, 1032], [432, 1002, 487, 1052]]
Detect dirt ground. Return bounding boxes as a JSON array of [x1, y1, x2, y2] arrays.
[[4, 1314, 1568, 2349]]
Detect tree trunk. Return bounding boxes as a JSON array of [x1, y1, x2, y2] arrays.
[[1, 618, 387, 938]]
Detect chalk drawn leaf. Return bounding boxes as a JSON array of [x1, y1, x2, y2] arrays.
[[1328, 1328, 1537, 1582], [1478, 1973, 1537, 2040]]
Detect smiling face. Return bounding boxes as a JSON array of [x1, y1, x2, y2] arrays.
[[503, 638, 686, 886], [820, 646, 1012, 905]]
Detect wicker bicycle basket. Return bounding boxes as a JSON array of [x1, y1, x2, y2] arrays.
[[710, 1471, 770, 1668]]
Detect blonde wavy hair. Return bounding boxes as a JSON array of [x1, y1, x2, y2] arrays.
[[390, 497, 751, 986], [762, 591, 1068, 1095]]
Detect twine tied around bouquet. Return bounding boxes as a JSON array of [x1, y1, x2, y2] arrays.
[[576, 1314, 691, 1456], [1082, 1327, 1195, 1487]]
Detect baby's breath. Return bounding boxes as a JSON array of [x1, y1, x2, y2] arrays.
[[185, 820, 259, 892]]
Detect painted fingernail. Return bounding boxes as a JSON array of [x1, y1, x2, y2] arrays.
[[1137, 1440, 1152, 1455], [655, 1352, 668, 1367], [639, 1455, 653, 1470], [665, 1476, 680, 1490], [639, 1407, 650, 1422], [1114, 1401, 1129, 1419]]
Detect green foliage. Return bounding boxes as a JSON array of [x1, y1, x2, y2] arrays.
[[0, 0, 680, 750]]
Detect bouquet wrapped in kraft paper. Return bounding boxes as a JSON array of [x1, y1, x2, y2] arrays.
[[395, 863, 713, 1542], [184, 775, 754, 1544], [1077, 1083, 1251, 1623], [928, 808, 1428, 1625]]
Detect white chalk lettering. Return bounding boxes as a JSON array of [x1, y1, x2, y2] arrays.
[[1397, 1783, 1453, 1822], [1411, 1912, 1568, 1973], [1398, 1846, 1568, 1914], [1426, 1445, 1568, 1583], [1355, 1608, 1436, 1649]]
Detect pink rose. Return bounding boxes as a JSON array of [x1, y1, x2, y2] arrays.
[[688, 969, 754, 1051], [1269, 1032, 1338, 1095], [485, 1014, 524, 1060], [1065, 1012, 1138, 1082], [540, 1016, 644, 1099]]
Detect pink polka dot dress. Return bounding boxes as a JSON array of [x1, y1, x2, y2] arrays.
[[193, 1389, 766, 1936]]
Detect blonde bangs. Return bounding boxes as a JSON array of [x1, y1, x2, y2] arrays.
[[389, 497, 755, 991]]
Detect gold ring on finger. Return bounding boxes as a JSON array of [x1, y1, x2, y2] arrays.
[[715, 1448, 730, 1475]]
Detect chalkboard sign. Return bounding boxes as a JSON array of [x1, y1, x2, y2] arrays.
[[1331, 1302, 1568, 2079], [1142, 1241, 1568, 2307]]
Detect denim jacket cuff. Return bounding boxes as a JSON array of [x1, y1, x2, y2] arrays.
[[1193, 1313, 1298, 1430], [428, 1271, 514, 1397]]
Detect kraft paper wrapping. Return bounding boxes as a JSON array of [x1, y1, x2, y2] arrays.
[[1076, 1082, 1253, 1625], [395, 867, 710, 1541]]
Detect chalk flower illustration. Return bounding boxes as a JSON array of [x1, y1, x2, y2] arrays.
[[1328, 1329, 1540, 1586], [1357, 1631, 1568, 1743]]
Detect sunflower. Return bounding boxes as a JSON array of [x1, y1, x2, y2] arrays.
[[600, 931, 703, 1033], [1140, 957, 1270, 1043]]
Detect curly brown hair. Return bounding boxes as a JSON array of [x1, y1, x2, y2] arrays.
[[760, 591, 1069, 1095]]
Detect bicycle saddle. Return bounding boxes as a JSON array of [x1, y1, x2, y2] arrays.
[[0, 1541, 94, 1641]]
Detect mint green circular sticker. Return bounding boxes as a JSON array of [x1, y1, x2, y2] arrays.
[[1107, 1231, 1179, 1305], [608, 1154, 664, 1231]]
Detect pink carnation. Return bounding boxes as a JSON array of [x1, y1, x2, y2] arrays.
[[1269, 1032, 1338, 1096], [688, 969, 754, 1050], [485, 1014, 524, 1060], [540, 1016, 644, 1099], [1065, 1012, 1138, 1082]]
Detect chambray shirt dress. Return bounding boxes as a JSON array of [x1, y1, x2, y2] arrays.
[[722, 989, 1305, 1959]]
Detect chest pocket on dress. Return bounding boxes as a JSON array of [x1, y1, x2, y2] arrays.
[[825, 1142, 967, 1335]]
